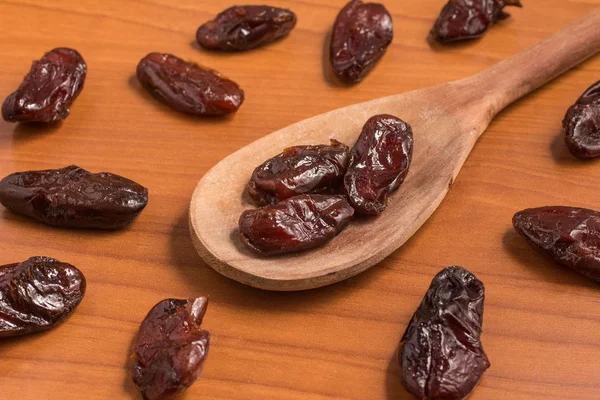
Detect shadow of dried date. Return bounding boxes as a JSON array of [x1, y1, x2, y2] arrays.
[[2, 48, 86, 123], [0, 165, 148, 229], [399, 266, 489, 400], [196, 5, 297, 52], [136, 53, 244, 116], [132, 297, 210, 400], [563, 80, 600, 158], [513, 206, 600, 283], [429, 0, 522, 44], [0, 257, 86, 338]]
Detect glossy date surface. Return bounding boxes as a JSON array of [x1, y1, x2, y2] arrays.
[[344, 114, 413, 215], [133, 297, 210, 400], [513, 206, 600, 283], [0, 165, 148, 229], [246, 140, 350, 206], [430, 0, 522, 44], [563, 81, 600, 158], [399, 266, 489, 400], [330, 0, 393, 84], [239, 194, 354, 256], [136, 52, 244, 116], [0, 257, 86, 338], [2, 48, 86, 123], [196, 5, 297, 51]]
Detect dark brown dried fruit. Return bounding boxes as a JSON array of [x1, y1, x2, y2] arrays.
[[2, 48, 86, 123], [429, 0, 522, 44], [563, 81, 600, 158], [513, 206, 600, 282], [0, 256, 86, 338], [196, 5, 297, 52], [136, 52, 244, 116], [399, 266, 489, 400], [246, 140, 351, 206], [0, 165, 148, 229], [133, 297, 210, 400], [344, 114, 413, 215], [239, 194, 354, 256], [330, 0, 393, 84]]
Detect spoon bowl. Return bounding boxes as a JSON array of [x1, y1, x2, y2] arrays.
[[190, 10, 600, 291]]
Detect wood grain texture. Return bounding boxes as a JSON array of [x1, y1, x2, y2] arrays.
[[1, 0, 599, 399]]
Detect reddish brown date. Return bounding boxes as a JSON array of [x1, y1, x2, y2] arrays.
[[136, 53, 244, 116], [0, 165, 148, 229], [196, 5, 297, 51], [430, 0, 522, 44], [133, 297, 210, 400], [344, 114, 413, 215], [246, 140, 350, 206], [239, 194, 354, 256], [563, 81, 600, 158], [0, 257, 86, 338], [399, 266, 490, 400], [330, 0, 393, 84], [513, 206, 600, 283], [2, 48, 86, 123]]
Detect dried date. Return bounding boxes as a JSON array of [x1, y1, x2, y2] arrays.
[[429, 0, 522, 44], [246, 140, 350, 206], [563, 81, 600, 158], [239, 194, 354, 256], [0, 256, 86, 338], [330, 0, 393, 84], [2, 48, 86, 123], [344, 114, 413, 215], [0, 165, 148, 229], [513, 206, 600, 283], [196, 6, 297, 51], [133, 297, 210, 400], [136, 52, 244, 116], [399, 266, 490, 400]]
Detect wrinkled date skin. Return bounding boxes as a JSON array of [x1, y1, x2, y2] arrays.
[[563, 81, 600, 158], [2, 48, 86, 123], [239, 194, 354, 256], [513, 206, 600, 283], [133, 297, 210, 400], [344, 114, 413, 215], [196, 6, 297, 51], [399, 266, 490, 400], [330, 0, 393, 84], [0, 257, 86, 338], [0, 165, 148, 229], [136, 53, 244, 116], [430, 0, 522, 44], [246, 140, 351, 206]]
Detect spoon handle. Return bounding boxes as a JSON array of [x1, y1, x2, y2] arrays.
[[463, 8, 600, 119]]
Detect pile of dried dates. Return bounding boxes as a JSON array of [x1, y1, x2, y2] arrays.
[[240, 114, 413, 256]]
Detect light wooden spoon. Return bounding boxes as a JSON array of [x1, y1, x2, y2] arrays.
[[190, 10, 600, 291]]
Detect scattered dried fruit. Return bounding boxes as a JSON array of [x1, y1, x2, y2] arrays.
[[330, 0, 393, 84], [133, 297, 210, 400], [344, 114, 413, 215], [196, 5, 297, 51], [246, 140, 350, 206], [513, 206, 600, 282], [399, 266, 490, 400], [0, 165, 148, 229], [239, 194, 354, 255], [136, 52, 244, 116], [563, 81, 600, 158], [430, 0, 522, 44], [0, 256, 86, 338], [2, 48, 86, 123]]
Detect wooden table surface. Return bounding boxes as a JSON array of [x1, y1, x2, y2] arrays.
[[1, 0, 600, 399]]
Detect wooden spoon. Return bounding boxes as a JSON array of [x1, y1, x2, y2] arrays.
[[190, 10, 600, 291]]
